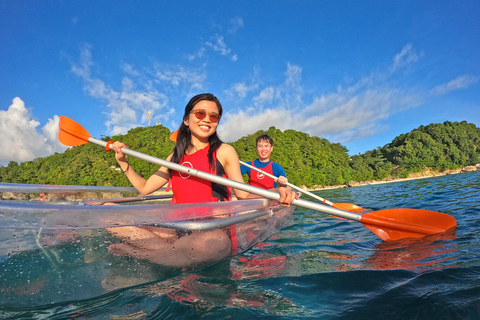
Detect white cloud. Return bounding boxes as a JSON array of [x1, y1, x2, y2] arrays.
[[285, 63, 302, 87], [206, 34, 231, 56], [228, 17, 244, 34], [71, 43, 93, 79], [253, 87, 276, 105], [300, 89, 396, 140], [218, 108, 291, 141], [186, 47, 206, 61], [220, 88, 400, 143], [121, 63, 141, 77], [225, 82, 258, 99], [42, 115, 65, 150], [154, 64, 206, 90], [392, 44, 423, 70], [190, 20, 241, 61], [0, 98, 66, 165], [205, 34, 238, 61], [218, 62, 427, 144], [429, 75, 478, 96], [71, 44, 181, 135]]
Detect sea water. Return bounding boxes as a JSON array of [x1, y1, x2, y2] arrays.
[[1, 171, 479, 319]]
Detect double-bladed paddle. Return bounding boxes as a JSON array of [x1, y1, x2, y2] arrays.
[[239, 160, 363, 213], [58, 116, 457, 241]]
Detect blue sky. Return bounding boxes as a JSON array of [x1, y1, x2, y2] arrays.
[[1, 1, 479, 166]]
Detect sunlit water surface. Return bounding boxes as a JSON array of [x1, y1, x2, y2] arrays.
[[1, 171, 480, 319]]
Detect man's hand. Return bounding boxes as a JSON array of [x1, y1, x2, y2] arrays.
[[276, 176, 288, 187]]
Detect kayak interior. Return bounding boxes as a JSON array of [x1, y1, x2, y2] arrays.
[[0, 187, 294, 308]]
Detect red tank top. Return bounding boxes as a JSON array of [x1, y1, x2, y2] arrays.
[[168, 145, 237, 254], [249, 160, 275, 189], [170, 146, 230, 204]]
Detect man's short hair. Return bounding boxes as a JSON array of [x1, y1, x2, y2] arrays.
[[256, 134, 274, 146]]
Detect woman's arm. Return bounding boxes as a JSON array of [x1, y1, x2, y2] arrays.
[[111, 141, 171, 195]]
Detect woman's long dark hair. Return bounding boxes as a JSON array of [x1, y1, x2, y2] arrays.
[[170, 93, 223, 174]]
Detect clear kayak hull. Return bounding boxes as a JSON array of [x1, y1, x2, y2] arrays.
[[0, 184, 294, 307]]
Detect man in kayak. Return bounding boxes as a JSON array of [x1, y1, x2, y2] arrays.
[[241, 134, 288, 189], [107, 93, 298, 269]]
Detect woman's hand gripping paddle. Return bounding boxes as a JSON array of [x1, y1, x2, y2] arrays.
[[239, 160, 364, 213], [59, 116, 457, 241]]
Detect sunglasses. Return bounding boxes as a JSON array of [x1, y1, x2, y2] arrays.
[[190, 109, 221, 123]]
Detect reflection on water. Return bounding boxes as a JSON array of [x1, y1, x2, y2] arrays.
[[364, 229, 458, 271]]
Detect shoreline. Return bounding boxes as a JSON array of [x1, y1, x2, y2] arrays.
[[304, 165, 479, 191], [1, 166, 478, 201]]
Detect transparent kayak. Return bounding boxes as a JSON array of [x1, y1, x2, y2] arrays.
[[0, 183, 294, 307]]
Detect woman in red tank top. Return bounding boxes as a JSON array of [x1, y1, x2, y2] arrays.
[[107, 93, 298, 269]]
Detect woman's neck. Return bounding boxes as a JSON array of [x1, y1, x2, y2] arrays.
[[187, 137, 209, 154]]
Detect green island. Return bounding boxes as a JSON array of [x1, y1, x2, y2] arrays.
[[1, 120, 479, 189]]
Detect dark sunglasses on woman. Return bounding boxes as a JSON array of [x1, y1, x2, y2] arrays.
[[190, 109, 221, 123]]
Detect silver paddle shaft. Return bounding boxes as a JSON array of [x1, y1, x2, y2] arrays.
[[239, 160, 335, 206], [89, 137, 361, 221]]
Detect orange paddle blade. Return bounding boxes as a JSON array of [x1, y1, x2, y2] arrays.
[[169, 130, 178, 142], [58, 116, 91, 147], [332, 202, 364, 213], [360, 209, 457, 241]]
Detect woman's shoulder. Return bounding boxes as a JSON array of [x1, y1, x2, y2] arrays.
[[218, 143, 237, 154], [218, 143, 235, 152], [217, 143, 238, 161]]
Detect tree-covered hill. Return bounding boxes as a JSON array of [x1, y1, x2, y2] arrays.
[[0, 125, 175, 187], [231, 126, 352, 187], [350, 121, 480, 181], [1, 121, 479, 188]]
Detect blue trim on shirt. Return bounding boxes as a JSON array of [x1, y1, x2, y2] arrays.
[[240, 159, 286, 188]]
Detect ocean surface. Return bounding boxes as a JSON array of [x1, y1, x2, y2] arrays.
[[1, 170, 480, 319]]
